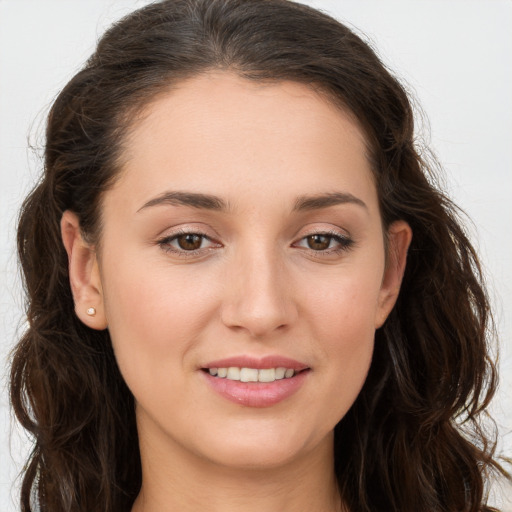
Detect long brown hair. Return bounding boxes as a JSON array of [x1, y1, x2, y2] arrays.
[[11, 0, 508, 510]]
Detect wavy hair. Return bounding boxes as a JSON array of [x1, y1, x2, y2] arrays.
[[11, 0, 507, 510]]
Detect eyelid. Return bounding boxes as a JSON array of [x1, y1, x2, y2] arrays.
[[292, 228, 355, 256], [157, 228, 222, 257], [156, 225, 354, 259]]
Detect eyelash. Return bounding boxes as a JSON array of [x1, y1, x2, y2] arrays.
[[293, 230, 354, 257], [157, 229, 354, 259], [157, 229, 220, 258]]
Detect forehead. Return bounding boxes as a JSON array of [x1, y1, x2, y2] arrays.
[[125, 71, 368, 154], [111, 71, 377, 215]]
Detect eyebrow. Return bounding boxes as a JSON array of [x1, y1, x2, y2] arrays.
[[292, 192, 367, 212], [137, 190, 367, 213], [137, 191, 229, 212]]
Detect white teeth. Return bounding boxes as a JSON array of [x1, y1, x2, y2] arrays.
[[208, 367, 297, 382], [227, 367, 240, 380], [258, 368, 275, 382], [240, 367, 259, 382], [275, 367, 286, 379]]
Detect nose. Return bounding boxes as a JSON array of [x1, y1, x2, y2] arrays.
[[220, 245, 298, 338]]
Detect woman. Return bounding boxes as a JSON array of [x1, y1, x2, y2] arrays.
[[9, 0, 509, 511]]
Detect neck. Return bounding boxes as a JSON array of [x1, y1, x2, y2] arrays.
[[131, 418, 344, 512]]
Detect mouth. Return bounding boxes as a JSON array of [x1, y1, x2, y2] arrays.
[[200, 357, 311, 407], [201, 366, 309, 383]]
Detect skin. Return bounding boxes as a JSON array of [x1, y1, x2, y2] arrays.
[[61, 72, 411, 512]]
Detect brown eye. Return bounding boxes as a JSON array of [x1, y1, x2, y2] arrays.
[[158, 231, 221, 257], [306, 234, 332, 251], [176, 234, 204, 250], [294, 231, 353, 255]]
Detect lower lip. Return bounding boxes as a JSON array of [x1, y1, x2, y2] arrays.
[[201, 370, 310, 408]]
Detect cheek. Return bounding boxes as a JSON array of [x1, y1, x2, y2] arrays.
[[307, 262, 382, 343], [101, 256, 220, 389], [321, 291, 376, 374], [303, 268, 382, 413]]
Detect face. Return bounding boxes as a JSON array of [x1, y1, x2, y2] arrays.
[[63, 72, 410, 471]]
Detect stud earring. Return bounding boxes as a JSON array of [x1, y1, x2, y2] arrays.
[[86, 307, 96, 316]]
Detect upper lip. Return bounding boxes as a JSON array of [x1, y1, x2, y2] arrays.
[[201, 355, 309, 371]]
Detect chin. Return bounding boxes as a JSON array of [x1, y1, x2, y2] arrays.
[[205, 442, 303, 470], [194, 421, 334, 471]]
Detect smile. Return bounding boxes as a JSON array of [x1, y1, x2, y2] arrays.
[[207, 367, 296, 382]]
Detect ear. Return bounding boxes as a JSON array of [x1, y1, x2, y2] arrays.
[[375, 220, 412, 328], [61, 210, 108, 330]]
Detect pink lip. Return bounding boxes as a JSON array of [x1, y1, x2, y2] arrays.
[[199, 355, 310, 408], [201, 370, 309, 408]]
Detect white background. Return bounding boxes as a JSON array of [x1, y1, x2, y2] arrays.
[[1, 1, 511, 510]]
